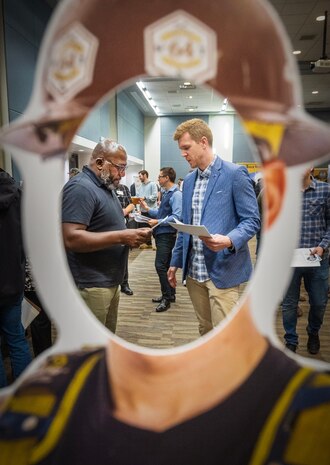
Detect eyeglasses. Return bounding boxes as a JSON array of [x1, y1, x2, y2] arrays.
[[158, 175, 167, 179], [106, 159, 127, 173]]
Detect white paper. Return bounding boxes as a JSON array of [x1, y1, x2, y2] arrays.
[[168, 220, 212, 237], [132, 213, 151, 223], [291, 248, 321, 267], [150, 216, 169, 230], [21, 298, 40, 329]]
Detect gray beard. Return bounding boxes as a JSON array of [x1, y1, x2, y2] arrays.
[[100, 172, 116, 190], [104, 178, 116, 190]]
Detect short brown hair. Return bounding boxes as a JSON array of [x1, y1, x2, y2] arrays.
[[138, 170, 149, 177], [173, 118, 213, 146], [160, 167, 176, 183]]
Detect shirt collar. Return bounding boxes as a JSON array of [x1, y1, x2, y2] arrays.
[[164, 184, 177, 193], [82, 165, 105, 188], [197, 156, 216, 179], [303, 176, 317, 192]]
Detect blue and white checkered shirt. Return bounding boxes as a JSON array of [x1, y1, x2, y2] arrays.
[[300, 177, 330, 251], [188, 157, 216, 282]]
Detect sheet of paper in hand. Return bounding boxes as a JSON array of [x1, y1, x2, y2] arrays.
[[168, 219, 212, 237]]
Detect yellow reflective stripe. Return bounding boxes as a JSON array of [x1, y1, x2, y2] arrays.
[[0, 438, 37, 465], [30, 353, 102, 464], [248, 367, 312, 465], [285, 402, 330, 465], [310, 373, 330, 388], [9, 394, 56, 417], [242, 120, 285, 157]]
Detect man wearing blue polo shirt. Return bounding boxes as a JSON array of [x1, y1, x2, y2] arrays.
[[62, 139, 151, 333]]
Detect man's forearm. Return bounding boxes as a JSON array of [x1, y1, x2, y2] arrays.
[[62, 228, 130, 252]]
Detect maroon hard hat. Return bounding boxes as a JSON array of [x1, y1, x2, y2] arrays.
[[0, 0, 329, 166]]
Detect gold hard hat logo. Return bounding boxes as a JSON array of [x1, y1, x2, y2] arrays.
[[46, 22, 99, 103], [52, 40, 84, 81], [144, 10, 217, 84]]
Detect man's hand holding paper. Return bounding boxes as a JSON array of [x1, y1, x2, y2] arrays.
[[200, 234, 233, 252]]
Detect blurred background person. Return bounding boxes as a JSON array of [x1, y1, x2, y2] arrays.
[[68, 167, 80, 179], [114, 183, 135, 296], [281, 168, 330, 354], [0, 168, 32, 387], [24, 260, 52, 357], [140, 167, 182, 312], [137, 170, 158, 249]]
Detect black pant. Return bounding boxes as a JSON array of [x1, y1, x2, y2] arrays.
[[24, 291, 52, 357], [121, 262, 129, 287], [121, 218, 137, 287], [154, 233, 177, 300]]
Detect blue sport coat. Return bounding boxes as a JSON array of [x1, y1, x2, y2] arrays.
[[170, 156, 260, 288]]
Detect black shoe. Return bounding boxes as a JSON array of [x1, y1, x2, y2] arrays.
[[155, 299, 171, 312], [307, 333, 320, 355], [285, 343, 297, 353], [152, 295, 175, 303], [121, 285, 133, 296]]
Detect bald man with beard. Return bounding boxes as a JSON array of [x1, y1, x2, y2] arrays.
[[62, 138, 151, 333]]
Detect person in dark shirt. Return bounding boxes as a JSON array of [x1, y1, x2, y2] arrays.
[[68, 167, 80, 178], [130, 181, 136, 197], [114, 183, 135, 295], [24, 260, 52, 357], [0, 169, 32, 387], [62, 139, 151, 332]]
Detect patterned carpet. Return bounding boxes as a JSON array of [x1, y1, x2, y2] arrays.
[[116, 247, 200, 348], [2, 238, 329, 387], [116, 240, 330, 364]]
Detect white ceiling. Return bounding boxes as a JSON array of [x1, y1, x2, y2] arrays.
[[123, 0, 330, 116], [124, 79, 236, 117], [273, 0, 330, 109]]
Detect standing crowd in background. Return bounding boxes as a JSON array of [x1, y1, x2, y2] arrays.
[[1, 119, 329, 387]]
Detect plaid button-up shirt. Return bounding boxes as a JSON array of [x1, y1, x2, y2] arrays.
[[300, 177, 330, 252], [188, 158, 216, 282]]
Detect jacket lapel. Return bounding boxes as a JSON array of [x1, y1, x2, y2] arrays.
[[202, 157, 222, 216], [184, 170, 198, 222]]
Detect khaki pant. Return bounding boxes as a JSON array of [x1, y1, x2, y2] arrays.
[[186, 276, 239, 336], [79, 286, 120, 333]]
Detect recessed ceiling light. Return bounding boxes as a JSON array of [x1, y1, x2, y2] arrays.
[[293, 50, 301, 55], [189, 96, 193, 99], [184, 82, 191, 86], [136, 80, 160, 115], [188, 108, 194, 112], [312, 90, 319, 94], [316, 15, 325, 21]]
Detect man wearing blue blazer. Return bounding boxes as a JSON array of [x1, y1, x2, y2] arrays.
[[168, 119, 260, 335]]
